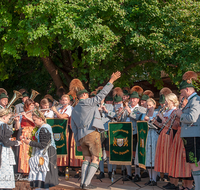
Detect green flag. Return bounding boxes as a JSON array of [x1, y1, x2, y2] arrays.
[[46, 118, 68, 156], [109, 122, 133, 165], [137, 121, 149, 169]]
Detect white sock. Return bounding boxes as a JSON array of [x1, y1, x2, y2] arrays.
[[152, 169, 157, 182], [135, 166, 140, 177], [84, 163, 99, 186], [148, 169, 152, 181], [125, 165, 132, 176], [112, 164, 117, 171]]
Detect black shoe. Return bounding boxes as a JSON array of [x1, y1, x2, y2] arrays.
[[132, 174, 141, 182], [163, 174, 169, 181], [149, 181, 157, 186], [156, 175, 161, 182], [122, 175, 132, 181], [74, 173, 80, 178], [141, 171, 149, 178], [108, 172, 112, 179], [163, 182, 172, 188], [144, 180, 151, 185], [165, 184, 179, 189], [58, 171, 65, 176], [82, 184, 97, 189], [97, 172, 105, 179]]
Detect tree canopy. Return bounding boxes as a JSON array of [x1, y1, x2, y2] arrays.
[[0, 0, 200, 97]]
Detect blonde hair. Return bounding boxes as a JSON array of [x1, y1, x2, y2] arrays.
[[146, 98, 156, 106], [0, 108, 11, 117], [61, 94, 70, 101], [165, 93, 179, 108]]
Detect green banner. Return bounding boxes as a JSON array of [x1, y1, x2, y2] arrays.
[[137, 121, 149, 169], [47, 118, 68, 155], [109, 122, 133, 165]]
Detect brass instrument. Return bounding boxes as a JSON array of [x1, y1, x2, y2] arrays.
[[157, 115, 172, 135], [7, 90, 23, 125], [166, 97, 184, 135], [30, 89, 40, 100]]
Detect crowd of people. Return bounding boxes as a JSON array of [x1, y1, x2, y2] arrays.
[[0, 70, 199, 190]]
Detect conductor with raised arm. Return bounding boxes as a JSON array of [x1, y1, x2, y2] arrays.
[[71, 71, 121, 189]]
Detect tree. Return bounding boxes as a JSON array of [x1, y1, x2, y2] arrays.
[[0, 0, 200, 97]]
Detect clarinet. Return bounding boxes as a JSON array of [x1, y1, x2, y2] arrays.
[[166, 97, 184, 135], [157, 115, 173, 135]]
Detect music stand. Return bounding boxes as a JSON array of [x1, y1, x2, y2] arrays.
[[136, 123, 164, 190]]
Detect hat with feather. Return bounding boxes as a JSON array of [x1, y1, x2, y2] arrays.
[[0, 88, 8, 99], [56, 86, 66, 98], [159, 87, 172, 104], [96, 86, 104, 94], [130, 86, 143, 99], [179, 71, 198, 90], [113, 87, 123, 103], [90, 91, 96, 98], [18, 89, 29, 98], [69, 79, 87, 96], [44, 94, 54, 103], [105, 90, 113, 102], [141, 90, 154, 101], [123, 87, 130, 96]]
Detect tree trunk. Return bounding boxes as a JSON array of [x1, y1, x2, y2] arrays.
[[41, 57, 64, 89]]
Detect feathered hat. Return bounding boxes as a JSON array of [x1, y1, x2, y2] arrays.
[[180, 71, 198, 90], [113, 87, 123, 103], [69, 79, 87, 97], [159, 87, 172, 104], [56, 86, 66, 98], [18, 89, 29, 98], [96, 86, 104, 94], [90, 91, 96, 97], [123, 87, 130, 96], [141, 90, 154, 101], [44, 94, 54, 103], [130, 86, 143, 98], [0, 88, 8, 99]]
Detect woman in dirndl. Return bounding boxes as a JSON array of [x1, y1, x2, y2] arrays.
[[154, 93, 179, 188], [143, 98, 159, 186], [22, 109, 58, 189], [0, 108, 21, 189], [168, 96, 193, 190]]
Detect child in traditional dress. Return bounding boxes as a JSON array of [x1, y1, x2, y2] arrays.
[[0, 108, 21, 189]]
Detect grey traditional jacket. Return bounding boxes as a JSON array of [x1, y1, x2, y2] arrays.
[[121, 106, 146, 135], [71, 82, 114, 146], [180, 93, 200, 137], [15, 103, 24, 113], [101, 104, 115, 131]]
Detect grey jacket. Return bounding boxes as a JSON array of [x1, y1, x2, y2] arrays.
[[180, 93, 200, 137], [71, 82, 114, 146], [121, 106, 146, 135], [15, 103, 24, 113]]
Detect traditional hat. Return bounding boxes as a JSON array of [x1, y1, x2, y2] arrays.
[[18, 89, 29, 97], [56, 86, 66, 98], [69, 95, 73, 101], [179, 71, 198, 90], [159, 87, 172, 104], [0, 88, 8, 99], [96, 86, 104, 94], [130, 86, 143, 98], [90, 91, 96, 97], [69, 79, 85, 97], [0, 88, 7, 95], [44, 94, 54, 103], [123, 87, 130, 96], [105, 90, 113, 102], [113, 87, 123, 103], [141, 90, 154, 101]]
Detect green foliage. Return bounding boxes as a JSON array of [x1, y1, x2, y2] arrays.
[[0, 0, 200, 94]]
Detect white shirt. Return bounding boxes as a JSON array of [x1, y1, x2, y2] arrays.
[[187, 92, 197, 101], [56, 105, 73, 117], [43, 110, 54, 118]]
